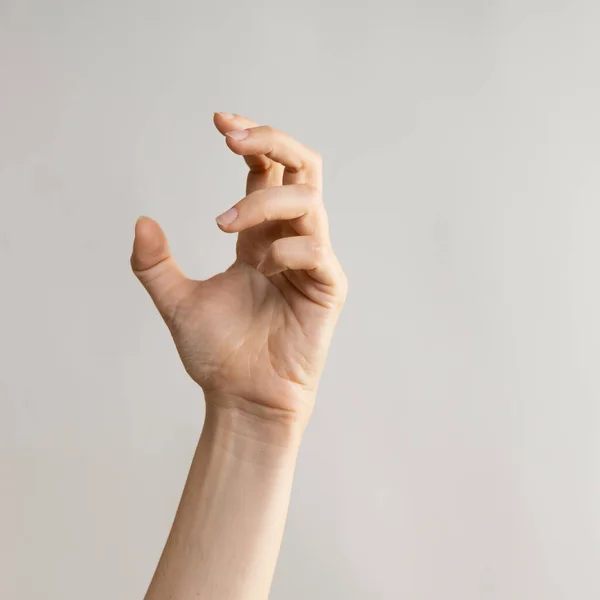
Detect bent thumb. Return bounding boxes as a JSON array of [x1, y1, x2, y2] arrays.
[[130, 216, 188, 319]]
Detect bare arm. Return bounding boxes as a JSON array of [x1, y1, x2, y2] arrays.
[[144, 403, 299, 599], [131, 112, 347, 599]]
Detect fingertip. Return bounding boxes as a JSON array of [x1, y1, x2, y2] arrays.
[[224, 129, 250, 141], [215, 220, 236, 233], [215, 206, 239, 231], [215, 220, 234, 233], [224, 135, 248, 156], [131, 216, 170, 271], [214, 111, 235, 119], [224, 130, 251, 155], [135, 214, 153, 233], [213, 112, 236, 133], [134, 215, 162, 243]]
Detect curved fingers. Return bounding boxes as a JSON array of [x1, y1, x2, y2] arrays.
[[213, 112, 282, 192], [223, 125, 322, 189], [216, 184, 328, 238], [257, 236, 345, 290]]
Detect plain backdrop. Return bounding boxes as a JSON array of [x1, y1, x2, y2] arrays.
[[2, 1, 600, 598]]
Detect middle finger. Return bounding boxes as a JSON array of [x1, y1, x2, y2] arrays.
[[224, 125, 323, 190]]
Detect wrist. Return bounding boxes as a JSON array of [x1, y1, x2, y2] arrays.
[[203, 394, 305, 466]]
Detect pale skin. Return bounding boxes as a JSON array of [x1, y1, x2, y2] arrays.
[[132, 112, 347, 599]]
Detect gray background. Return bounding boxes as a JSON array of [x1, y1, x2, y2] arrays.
[[2, 1, 600, 598]]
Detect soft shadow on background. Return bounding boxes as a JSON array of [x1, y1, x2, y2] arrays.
[[2, 1, 600, 599]]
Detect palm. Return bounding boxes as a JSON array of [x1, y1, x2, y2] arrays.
[[170, 254, 332, 413]]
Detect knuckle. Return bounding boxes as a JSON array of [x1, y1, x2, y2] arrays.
[[310, 149, 323, 165], [339, 271, 349, 299], [243, 189, 269, 220], [248, 159, 273, 174], [298, 150, 322, 174], [257, 194, 273, 220], [271, 240, 285, 264], [301, 184, 322, 207], [311, 241, 329, 264]]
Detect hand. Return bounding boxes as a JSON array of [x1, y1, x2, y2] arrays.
[[131, 113, 347, 431]]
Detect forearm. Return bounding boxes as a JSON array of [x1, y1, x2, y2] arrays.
[[144, 397, 302, 600]]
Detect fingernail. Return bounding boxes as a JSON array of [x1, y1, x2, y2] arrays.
[[256, 258, 266, 273], [136, 215, 149, 223], [225, 129, 249, 141], [216, 112, 235, 119], [216, 206, 238, 227]]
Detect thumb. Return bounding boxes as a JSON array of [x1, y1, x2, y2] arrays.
[[130, 216, 189, 319]]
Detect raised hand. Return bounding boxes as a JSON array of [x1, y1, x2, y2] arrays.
[[131, 113, 347, 431]]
